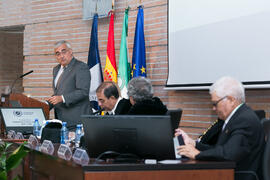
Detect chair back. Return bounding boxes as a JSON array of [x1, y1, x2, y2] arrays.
[[166, 109, 182, 136], [254, 109, 266, 120], [263, 131, 270, 180], [262, 118, 270, 141]]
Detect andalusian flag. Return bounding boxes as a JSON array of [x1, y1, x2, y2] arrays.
[[104, 11, 117, 82], [131, 6, 146, 78], [118, 8, 130, 99]]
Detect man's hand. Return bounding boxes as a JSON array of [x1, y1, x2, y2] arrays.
[[175, 128, 195, 147], [47, 95, 63, 105], [177, 144, 200, 159]]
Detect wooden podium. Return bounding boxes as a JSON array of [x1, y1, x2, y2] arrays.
[[0, 93, 49, 137]]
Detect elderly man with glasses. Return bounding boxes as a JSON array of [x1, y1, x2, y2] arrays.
[[175, 76, 264, 180]]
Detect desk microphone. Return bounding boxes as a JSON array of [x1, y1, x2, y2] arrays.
[[92, 108, 104, 115], [10, 70, 34, 94]]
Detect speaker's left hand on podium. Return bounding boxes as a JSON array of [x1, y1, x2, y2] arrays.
[[47, 95, 63, 105]]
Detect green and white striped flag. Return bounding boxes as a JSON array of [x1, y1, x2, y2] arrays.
[[118, 7, 130, 99]]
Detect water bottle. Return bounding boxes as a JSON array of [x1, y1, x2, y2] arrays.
[[75, 124, 82, 148], [60, 122, 69, 144], [33, 118, 40, 137]]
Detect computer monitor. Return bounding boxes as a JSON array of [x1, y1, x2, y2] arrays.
[[0, 107, 46, 135], [167, 109, 182, 136], [82, 115, 176, 161]]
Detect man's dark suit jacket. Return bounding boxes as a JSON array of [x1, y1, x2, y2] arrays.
[[52, 58, 91, 127], [195, 104, 265, 180], [114, 98, 132, 115], [199, 119, 224, 145]]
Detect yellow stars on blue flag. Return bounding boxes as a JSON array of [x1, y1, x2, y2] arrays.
[[131, 6, 146, 78]]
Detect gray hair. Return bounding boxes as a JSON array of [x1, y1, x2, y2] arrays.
[[127, 77, 153, 102], [54, 40, 72, 49], [210, 76, 245, 103]]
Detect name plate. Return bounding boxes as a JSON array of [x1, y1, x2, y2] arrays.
[[7, 130, 16, 139], [57, 144, 72, 161], [28, 135, 39, 149], [40, 140, 54, 155], [15, 132, 24, 139], [72, 148, 89, 166]]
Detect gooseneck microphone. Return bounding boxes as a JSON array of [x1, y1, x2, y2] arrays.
[[19, 70, 34, 78], [92, 108, 104, 115], [10, 70, 34, 94]]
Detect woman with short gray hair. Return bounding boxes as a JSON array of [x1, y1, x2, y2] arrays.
[[127, 77, 167, 115]]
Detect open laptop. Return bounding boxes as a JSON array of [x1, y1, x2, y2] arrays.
[[0, 107, 46, 135]]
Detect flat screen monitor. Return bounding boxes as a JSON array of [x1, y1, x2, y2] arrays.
[[167, 109, 182, 136], [0, 107, 46, 134], [82, 115, 176, 161]]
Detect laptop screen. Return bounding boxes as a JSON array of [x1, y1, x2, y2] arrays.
[[0, 107, 46, 134]]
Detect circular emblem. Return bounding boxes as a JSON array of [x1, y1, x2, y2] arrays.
[[13, 110, 22, 117]]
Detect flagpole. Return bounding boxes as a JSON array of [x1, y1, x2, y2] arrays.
[[95, 1, 98, 13], [112, 0, 114, 9]]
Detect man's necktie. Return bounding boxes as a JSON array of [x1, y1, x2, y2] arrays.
[[56, 67, 65, 89]]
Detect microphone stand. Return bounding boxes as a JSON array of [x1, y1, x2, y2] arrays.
[[1, 70, 34, 107], [10, 70, 34, 94]]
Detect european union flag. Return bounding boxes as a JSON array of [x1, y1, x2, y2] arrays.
[[131, 6, 146, 78], [88, 14, 103, 110]]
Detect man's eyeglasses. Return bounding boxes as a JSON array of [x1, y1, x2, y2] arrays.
[[212, 96, 227, 107], [55, 49, 68, 57]]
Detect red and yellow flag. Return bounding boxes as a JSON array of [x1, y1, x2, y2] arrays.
[[104, 11, 117, 82]]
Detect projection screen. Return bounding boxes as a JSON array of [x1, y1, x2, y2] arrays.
[[167, 0, 270, 90]]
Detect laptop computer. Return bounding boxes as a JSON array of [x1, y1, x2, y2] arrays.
[[0, 107, 46, 135]]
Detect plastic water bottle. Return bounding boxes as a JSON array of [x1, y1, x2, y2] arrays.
[[33, 118, 40, 137], [75, 124, 82, 148], [60, 122, 69, 144]]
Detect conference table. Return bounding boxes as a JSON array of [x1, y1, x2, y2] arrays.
[[20, 145, 235, 180]]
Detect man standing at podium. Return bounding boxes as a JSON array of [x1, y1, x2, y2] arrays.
[[47, 40, 91, 127]]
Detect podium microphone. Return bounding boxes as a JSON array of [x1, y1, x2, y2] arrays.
[[19, 70, 33, 78], [10, 70, 34, 94]]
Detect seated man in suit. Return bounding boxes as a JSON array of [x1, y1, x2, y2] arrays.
[[79, 81, 131, 147], [199, 109, 266, 145], [176, 76, 264, 180], [96, 81, 131, 115], [127, 77, 168, 115]]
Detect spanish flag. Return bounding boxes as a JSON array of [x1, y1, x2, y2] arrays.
[[104, 11, 117, 82]]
